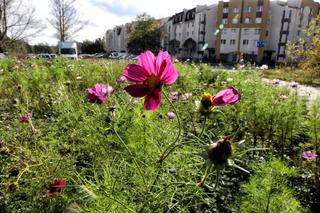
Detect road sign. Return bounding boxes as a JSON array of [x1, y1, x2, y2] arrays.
[[257, 41, 265, 48]]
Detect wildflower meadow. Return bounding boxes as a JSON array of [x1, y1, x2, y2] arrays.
[[0, 53, 319, 212]]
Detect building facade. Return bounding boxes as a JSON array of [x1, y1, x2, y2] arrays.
[[165, 4, 217, 61], [104, 0, 319, 63], [215, 0, 319, 63]]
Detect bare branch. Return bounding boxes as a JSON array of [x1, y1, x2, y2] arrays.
[[49, 0, 86, 41]]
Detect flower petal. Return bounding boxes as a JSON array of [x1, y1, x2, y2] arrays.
[[124, 84, 150, 97], [155, 51, 170, 76], [123, 64, 150, 82], [212, 87, 241, 106], [144, 90, 162, 111], [160, 58, 178, 85], [138, 51, 155, 75]]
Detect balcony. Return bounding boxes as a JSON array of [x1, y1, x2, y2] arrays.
[[280, 30, 289, 35], [200, 30, 206, 34], [282, 18, 290, 23], [200, 20, 206, 24]]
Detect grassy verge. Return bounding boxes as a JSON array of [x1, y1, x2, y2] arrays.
[[262, 67, 320, 87]]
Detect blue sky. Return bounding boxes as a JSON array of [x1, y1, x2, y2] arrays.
[[29, 0, 216, 45]]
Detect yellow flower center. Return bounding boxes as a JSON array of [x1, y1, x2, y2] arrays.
[[145, 75, 162, 90], [199, 93, 213, 114]]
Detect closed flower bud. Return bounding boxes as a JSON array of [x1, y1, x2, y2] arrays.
[[207, 137, 232, 164]]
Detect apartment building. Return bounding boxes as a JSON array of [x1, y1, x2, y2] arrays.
[[104, 23, 132, 53], [267, 0, 319, 62], [166, 4, 217, 61], [215, 0, 319, 63], [104, 0, 319, 63]]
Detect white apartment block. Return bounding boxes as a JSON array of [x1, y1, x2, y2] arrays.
[[165, 4, 217, 60], [104, 0, 319, 63]]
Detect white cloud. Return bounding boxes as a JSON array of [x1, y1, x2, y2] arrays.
[[28, 0, 217, 45]]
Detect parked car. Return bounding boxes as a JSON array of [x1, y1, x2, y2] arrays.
[[109, 52, 127, 59], [37, 54, 52, 60]]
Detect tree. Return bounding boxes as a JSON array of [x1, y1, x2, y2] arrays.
[[80, 38, 104, 54], [49, 0, 86, 42], [0, 0, 41, 49], [127, 13, 162, 54], [287, 15, 320, 76]]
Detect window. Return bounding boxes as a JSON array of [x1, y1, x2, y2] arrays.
[[230, 39, 236, 45], [232, 18, 238, 24], [231, 28, 237, 34], [243, 40, 249, 45], [192, 31, 194, 35], [222, 19, 228, 24], [255, 29, 261, 35], [222, 29, 227, 34], [192, 22, 194, 27], [257, 5, 263, 12], [223, 7, 229, 13], [244, 6, 252, 13], [244, 17, 251, 24], [233, 7, 239, 13], [254, 40, 258, 46], [187, 32, 189, 36], [256, 18, 262, 23], [244, 28, 250, 34], [266, 30, 269, 36], [221, 39, 226, 45], [188, 23, 190, 28]]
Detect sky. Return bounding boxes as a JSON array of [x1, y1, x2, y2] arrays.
[[29, 0, 217, 45]]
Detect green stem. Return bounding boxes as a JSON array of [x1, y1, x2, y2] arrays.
[[114, 128, 147, 191], [198, 164, 211, 186], [215, 169, 221, 190], [198, 115, 207, 138], [103, 191, 136, 213], [157, 91, 182, 164]]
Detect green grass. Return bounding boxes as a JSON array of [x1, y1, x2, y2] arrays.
[[262, 67, 320, 87], [0, 58, 319, 212]]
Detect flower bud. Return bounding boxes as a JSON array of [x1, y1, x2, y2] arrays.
[[207, 137, 232, 164]]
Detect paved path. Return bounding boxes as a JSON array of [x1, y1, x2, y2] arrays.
[[262, 78, 320, 105]]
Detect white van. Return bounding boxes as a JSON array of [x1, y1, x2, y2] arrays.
[[58, 41, 78, 60]]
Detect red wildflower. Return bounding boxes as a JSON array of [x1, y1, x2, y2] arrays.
[[47, 178, 65, 196]]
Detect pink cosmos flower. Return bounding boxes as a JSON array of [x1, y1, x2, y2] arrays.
[[280, 95, 288, 100], [289, 81, 299, 88], [302, 151, 317, 160], [106, 85, 114, 96], [271, 79, 280, 85], [182, 93, 192, 101], [19, 114, 32, 123], [87, 84, 108, 104], [260, 64, 268, 70], [47, 178, 66, 196], [167, 112, 176, 119], [117, 76, 126, 84], [170, 91, 179, 101], [212, 87, 241, 106], [123, 50, 178, 110]]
